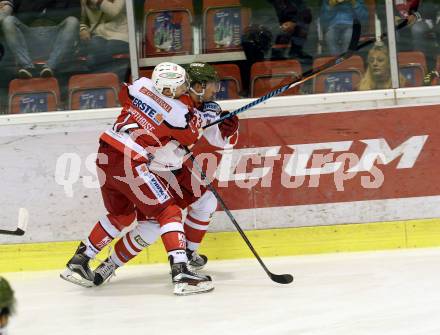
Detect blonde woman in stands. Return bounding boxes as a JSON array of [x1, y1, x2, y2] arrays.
[[359, 42, 405, 90]]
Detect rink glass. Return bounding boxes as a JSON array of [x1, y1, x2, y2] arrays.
[[1, 0, 437, 114]]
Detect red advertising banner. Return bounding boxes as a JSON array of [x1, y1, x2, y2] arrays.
[[193, 104, 440, 211]]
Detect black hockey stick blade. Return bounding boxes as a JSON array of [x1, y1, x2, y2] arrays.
[[270, 273, 294, 285], [0, 228, 24, 236], [14, 228, 25, 236], [187, 151, 294, 284], [0, 208, 28, 236]]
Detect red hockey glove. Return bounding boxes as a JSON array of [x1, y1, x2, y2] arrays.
[[218, 112, 239, 139]]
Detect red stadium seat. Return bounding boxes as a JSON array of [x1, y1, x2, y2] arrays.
[[8, 78, 60, 114], [68, 73, 120, 110], [213, 63, 242, 99], [250, 60, 302, 98], [398, 51, 427, 87], [313, 55, 364, 94], [139, 68, 154, 79], [128, 68, 154, 83], [202, 0, 250, 53], [144, 0, 194, 57]]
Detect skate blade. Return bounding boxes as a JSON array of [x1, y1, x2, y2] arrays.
[[173, 282, 214, 296], [187, 264, 205, 272], [60, 268, 94, 288]]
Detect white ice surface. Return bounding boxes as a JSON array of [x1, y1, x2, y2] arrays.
[[3, 248, 440, 335]]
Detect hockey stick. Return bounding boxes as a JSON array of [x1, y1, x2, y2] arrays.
[[186, 151, 293, 284], [185, 19, 359, 283], [0, 208, 29, 236], [204, 17, 411, 130]]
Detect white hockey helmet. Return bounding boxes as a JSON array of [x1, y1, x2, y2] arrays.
[[151, 62, 188, 98]]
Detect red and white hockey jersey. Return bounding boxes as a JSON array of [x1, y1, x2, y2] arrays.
[[100, 77, 238, 171]]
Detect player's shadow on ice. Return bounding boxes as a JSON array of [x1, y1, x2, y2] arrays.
[[81, 270, 235, 297]]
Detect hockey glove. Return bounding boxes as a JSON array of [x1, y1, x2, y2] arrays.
[[218, 112, 239, 139]]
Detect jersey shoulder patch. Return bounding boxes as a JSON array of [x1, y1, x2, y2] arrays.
[[202, 101, 222, 115]]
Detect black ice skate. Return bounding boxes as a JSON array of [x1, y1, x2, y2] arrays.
[[186, 249, 208, 271], [60, 242, 94, 288], [93, 258, 118, 286], [170, 256, 214, 296]]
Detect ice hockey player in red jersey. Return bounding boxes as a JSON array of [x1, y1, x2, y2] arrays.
[[60, 62, 214, 295], [91, 62, 239, 286]]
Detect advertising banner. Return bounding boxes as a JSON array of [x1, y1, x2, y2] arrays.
[[1, 104, 439, 243], [194, 104, 438, 209]]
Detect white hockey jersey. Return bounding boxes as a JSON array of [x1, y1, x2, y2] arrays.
[[101, 78, 238, 172]]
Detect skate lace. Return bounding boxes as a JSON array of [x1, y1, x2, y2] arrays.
[[95, 247, 117, 283], [186, 265, 206, 279], [188, 250, 199, 262], [190, 251, 206, 266]]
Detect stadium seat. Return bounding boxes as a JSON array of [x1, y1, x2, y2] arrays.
[[139, 68, 153, 78], [68, 73, 120, 110], [202, 0, 250, 53], [8, 78, 60, 114], [128, 68, 154, 83], [144, 0, 194, 57], [398, 51, 427, 87], [313, 55, 364, 94], [213, 63, 242, 99], [250, 60, 302, 98]]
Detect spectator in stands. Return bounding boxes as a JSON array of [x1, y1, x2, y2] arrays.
[[396, 0, 440, 69], [1, 0, 80, 79], [269, 0, 313, 61], [241, 0, 313, 63], [239, 0, 312, 95], [359, 42, 405, 90], [320, 0, 369, 55], [0, 1, 11, 63], [0, 1, 12, 24], [395, 0, 420, 26], [79, 0, 128, 78], [241, 24, 273, 64]]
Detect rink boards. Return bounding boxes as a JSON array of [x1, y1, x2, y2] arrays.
[[1, 88, 440, 271]]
